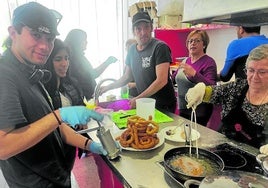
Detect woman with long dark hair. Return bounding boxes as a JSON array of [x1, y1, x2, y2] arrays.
[[44, 39, 86, 169], [64, 29, 117, 99], [44, 38, 122, 188]]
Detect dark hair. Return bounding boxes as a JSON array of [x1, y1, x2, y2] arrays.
[[242, 26, 261, 34], [64, 29, 87, 54], [44, 39, 71, 102], [2, 23, 24, 49]]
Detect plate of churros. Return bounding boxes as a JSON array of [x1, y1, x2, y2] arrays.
[[161, 126, 200, 142], [114, 115, 164, 151], [114, 131, 164, 151]]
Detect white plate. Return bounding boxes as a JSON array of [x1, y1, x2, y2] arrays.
[[114, 131, 165, 151], [161, 126, 200, 142], [175, 57, 187, 61]]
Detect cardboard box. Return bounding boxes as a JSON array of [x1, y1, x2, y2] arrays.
[[129, 1, 157, 18], [159, 15, 181, 29]]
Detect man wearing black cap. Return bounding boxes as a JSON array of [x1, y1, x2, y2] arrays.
[[0, 2, 108, 187], [101, 12, 176, 113]]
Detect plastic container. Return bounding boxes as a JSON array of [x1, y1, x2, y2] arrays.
[[136, 98, 156, 120]]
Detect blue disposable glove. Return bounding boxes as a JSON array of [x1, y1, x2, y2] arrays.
[[59, 106, 104, 128], [89, 141, 108, 155]]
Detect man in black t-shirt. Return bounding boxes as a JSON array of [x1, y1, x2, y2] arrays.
[[101, 12, 176, 113]]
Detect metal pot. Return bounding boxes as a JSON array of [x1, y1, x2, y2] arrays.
[[184, 170, 268, 188], [256, 154, 268, 175], [164, 147, 224, 182]]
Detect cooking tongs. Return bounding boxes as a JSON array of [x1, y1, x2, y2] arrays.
[[184, 123, 192, 146]]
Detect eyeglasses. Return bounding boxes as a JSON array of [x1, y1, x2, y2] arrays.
[[187, 39, 202, 44], [245, 68, 268, 77], [50, 9, 62, 26]]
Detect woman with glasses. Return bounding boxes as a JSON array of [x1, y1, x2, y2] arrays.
[[186, 44, 268, 148], [174, 30, 217, 126]]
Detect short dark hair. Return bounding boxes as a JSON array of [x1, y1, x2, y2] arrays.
[[2, 23, 24, 49], [242, 26, 261, 34]]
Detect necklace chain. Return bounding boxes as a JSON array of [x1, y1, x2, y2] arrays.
[[247, 90, 268, 105]]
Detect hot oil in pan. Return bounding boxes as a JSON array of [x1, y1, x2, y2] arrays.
[[158, 144, 264, 188], [167, 154, 220, 177]]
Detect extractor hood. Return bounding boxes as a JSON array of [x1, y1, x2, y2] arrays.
[[182, 0, 268, 26]]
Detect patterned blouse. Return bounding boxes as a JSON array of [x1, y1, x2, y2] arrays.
[[210, 79, 268, 127]]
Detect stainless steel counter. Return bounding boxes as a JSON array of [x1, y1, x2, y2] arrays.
[[88, 112, 259, 188]]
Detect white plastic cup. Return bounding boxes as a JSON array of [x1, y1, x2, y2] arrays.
[[136, 98, 156, 120]]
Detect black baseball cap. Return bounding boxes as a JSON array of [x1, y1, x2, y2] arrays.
[[12, 2, 62, 35], [132, 12, 152, 26]]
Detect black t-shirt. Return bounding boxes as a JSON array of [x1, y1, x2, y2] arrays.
[[126, 38, 176, 112], [0, 50, 71, 187]]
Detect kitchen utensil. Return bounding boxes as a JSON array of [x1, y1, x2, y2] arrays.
[[184, 170, 268, 188], [76, 126, 100, 134], [136, 98, 156, 120], [164, 147, 224, 182], [161, 126, 200, 142], [119, 114, 132, 119], [96, 121, 120, 160], [256, 154, 268, 175], [165, 126, 180, 135], [184, 123, 192, 146]]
